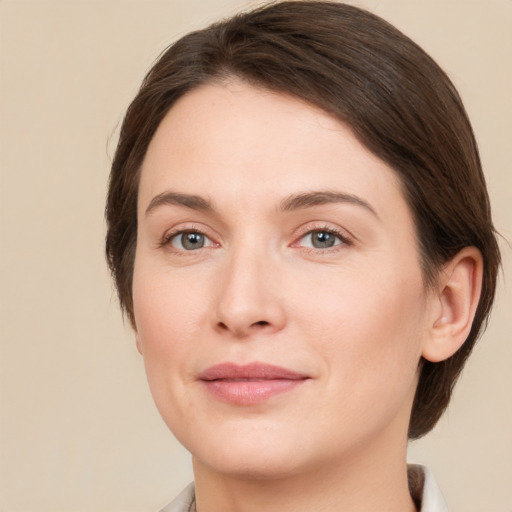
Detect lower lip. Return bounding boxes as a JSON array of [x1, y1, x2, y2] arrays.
[[201, 379, 307, 405]]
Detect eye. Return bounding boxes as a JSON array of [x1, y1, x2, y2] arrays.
[[298, 229, 345, 249], [168, 231, 214, 251]]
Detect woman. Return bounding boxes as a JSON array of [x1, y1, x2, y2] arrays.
[[105, 2, 500, 511]]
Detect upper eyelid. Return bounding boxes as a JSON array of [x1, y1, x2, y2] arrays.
[[157, 221, 355, 247], [158, 224, 218, 250], [292, 221, 355, 242], [163, 223, 212, 239], [293, 229, 351, 249]]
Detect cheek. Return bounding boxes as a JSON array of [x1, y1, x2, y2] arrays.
[[131, 262, 210, 408], [133, 259, 210, 349], [132, 278, 203, 439], [320, 304, 422, 444], [297, 264, 427, 396]]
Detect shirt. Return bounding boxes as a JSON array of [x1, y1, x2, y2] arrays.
[[158, 464, 448, 512]]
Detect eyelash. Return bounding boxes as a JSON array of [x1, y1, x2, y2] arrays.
[[292, 225, 353, 253], [159, 225, 215, 251], [159, 225, 353, 254]]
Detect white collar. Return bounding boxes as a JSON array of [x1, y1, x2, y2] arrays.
[[159, 464, 448, 512], [409, 464, 448, 511]]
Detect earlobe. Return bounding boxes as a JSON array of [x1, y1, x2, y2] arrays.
[[422, 247, 483, 363], [135, 332, 143, 355]]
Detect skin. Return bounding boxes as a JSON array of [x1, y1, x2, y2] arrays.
[[132, 80, 481, 511]]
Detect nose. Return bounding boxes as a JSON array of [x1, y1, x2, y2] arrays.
[[213, 247, 286, 338]]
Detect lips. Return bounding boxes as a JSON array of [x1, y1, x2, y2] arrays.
[[198, 362, 310, 405]]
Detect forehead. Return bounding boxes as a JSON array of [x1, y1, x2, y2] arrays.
[[138, 80, 408, 223]]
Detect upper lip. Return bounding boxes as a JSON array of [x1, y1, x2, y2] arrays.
[[198, 362, 309, 381]]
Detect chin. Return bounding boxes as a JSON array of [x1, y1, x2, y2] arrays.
[[183, 420, 312, 480], [194, 448, 306, 481]]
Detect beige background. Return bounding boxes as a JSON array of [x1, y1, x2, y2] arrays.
[[0, 1, 510, 511]]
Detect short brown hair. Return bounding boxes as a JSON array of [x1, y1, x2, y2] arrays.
[[106, 1, 500, 438]]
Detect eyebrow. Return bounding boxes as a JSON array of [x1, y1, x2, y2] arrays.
[[145, 189, 378, 219], [145, 191, 213, 216], [280, 191, 379, 218]]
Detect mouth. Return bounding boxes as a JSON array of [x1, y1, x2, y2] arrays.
[[198, 362, 310, 405]]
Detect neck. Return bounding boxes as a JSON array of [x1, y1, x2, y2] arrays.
[[192, 429, 417, 512]]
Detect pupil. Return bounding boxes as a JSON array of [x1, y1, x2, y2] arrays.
[[182, 232, 204, 250], [313, 231, 335, 248]]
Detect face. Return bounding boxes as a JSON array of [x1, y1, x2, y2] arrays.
[[133, 81, 436, 479]]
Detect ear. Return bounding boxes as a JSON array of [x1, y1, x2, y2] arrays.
[[422, 247, 483, 363], [135, 332, 143, 355]]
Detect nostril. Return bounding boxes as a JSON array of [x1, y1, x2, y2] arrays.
[[215, 317, 276, 337]]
